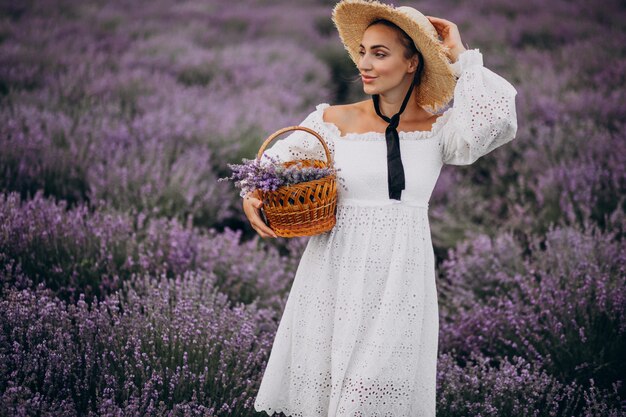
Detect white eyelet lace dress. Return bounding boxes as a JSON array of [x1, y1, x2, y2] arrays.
[[253, 49, 518, 417]]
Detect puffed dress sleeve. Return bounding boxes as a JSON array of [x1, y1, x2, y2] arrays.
[[439, 48, 519, 166], [259, 105, 330, 165]]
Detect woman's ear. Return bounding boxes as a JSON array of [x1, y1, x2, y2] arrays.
[[408, 55, 419, 73]]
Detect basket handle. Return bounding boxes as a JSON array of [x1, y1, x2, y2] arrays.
[[256, 126, 333, 166]]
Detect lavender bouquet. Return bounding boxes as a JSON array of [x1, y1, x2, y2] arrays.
[[218, 154, 345, 198]]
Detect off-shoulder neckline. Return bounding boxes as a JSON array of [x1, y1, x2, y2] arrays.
[[314, 102, 452, 141]]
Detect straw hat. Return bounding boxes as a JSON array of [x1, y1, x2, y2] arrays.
[[331, 0, 457, 113]]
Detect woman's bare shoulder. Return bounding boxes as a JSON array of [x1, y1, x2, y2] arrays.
[[321, 101, 368, 134]]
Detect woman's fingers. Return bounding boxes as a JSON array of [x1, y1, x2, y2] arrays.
[[253, 209, 279, 238], [425, 15, 455, 26], [425, 15, 457, 38], [425, 15, 464, 59], [425, 16, 448, 39], [243, 196, 278, 238]]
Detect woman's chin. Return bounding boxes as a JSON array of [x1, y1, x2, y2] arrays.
[[362, 85, 379, 94]]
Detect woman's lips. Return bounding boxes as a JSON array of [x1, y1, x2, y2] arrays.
[[361, 74, 377, 83]]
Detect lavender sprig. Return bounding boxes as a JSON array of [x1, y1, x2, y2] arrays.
[[219, 155, 347, 197]]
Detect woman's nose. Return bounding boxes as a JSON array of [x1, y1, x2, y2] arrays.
[[358, 55, 372, 70]]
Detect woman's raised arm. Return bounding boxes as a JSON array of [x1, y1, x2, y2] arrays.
[[439, 48, 518, 166]]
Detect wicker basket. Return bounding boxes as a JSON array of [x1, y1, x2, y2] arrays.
[[255, 125, 338, 238]]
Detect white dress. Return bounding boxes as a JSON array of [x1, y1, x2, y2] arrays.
[[253, 49, 518, 417]]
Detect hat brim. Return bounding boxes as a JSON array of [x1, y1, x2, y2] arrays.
[[331, 0, 457, 112]]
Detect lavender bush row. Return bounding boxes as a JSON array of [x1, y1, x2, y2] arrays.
[[1, 273, 622, 417], [0, 190, 294, 308], [436, 351, 624, 417], [437, 218, 626, 408], [0, 270, 279, 416], [1, 2, 333, 229]]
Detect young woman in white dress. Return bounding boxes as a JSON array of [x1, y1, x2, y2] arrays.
[[242, 0, 518, 415]]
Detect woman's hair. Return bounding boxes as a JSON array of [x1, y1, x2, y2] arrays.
[[365, 18, 425, 87]]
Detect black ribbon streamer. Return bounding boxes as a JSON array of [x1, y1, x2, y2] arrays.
[[372, 81, 415, 200]]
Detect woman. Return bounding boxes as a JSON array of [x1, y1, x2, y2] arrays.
[[246, 0, 518, 415]]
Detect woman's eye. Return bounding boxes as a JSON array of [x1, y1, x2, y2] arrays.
[[358, 51, 386, 58]]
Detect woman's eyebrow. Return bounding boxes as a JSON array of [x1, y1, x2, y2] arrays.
[[359, 44, 390, 50]]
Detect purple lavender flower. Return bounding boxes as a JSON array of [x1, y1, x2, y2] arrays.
[[219, 155, 342, 197]]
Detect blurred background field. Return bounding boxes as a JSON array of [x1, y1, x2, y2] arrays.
[[0, 0, 625, 415]]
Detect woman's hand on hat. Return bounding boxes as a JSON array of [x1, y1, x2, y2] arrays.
[[425, 16, 467, 63]]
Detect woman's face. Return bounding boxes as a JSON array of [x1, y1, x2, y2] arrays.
[[357, 24, 418, 96]]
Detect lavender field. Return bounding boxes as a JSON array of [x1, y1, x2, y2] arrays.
[[1, 0, 625, 415]]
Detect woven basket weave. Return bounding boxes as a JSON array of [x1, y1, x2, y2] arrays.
[[255, 125, 338, 238]]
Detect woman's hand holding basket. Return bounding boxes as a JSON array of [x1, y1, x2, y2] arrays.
[[220, 125, 341, 238], [242, 190, 278, 239]]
